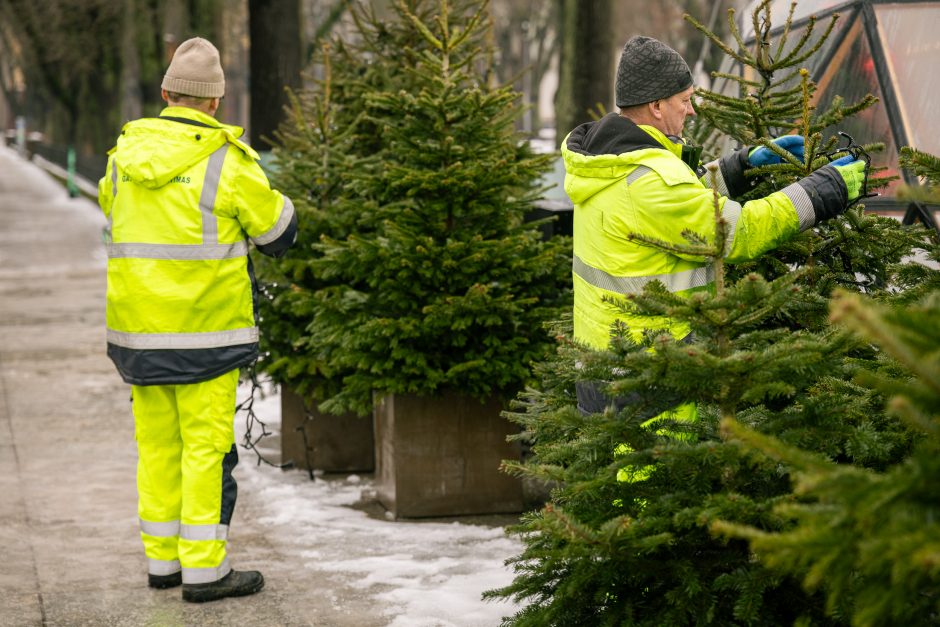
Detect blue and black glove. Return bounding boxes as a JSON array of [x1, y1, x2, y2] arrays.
[[748, 135, 805, 166], [713, 135, 807, 199]]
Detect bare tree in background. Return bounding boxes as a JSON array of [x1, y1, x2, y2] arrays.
[[249, 0, 302, 148], [548, 0, 734, 145], [0, 0, 233, 158], [489, 0, 559, 133], [0, 0, 123, 151], [554, 0, 614, 146]]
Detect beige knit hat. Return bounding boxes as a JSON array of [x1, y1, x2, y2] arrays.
[[161, 37, 225, 98]]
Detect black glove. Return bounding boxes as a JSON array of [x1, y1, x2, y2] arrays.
[[715, 147, 753, 199]]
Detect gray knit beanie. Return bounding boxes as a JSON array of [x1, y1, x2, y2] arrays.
[[161, 37, 225, 98], [615, 36, 692, 107]]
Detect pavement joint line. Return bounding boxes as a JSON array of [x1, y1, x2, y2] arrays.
[[0, 348, 48, 625]]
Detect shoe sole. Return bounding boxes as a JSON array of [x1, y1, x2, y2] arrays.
[[182, 579, 264, 603], [148, 574, 183, 589]]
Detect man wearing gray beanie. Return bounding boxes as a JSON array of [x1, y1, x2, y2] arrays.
[[98, 37, 297, 603], [563, 36, 868, 418]]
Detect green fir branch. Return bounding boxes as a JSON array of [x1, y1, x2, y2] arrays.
[[771, 1, 799, 59], [829, 291, 940, 396], [779, 14, 839, 69]]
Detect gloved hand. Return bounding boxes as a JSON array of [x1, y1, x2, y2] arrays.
[[748, 135, 805, 166], [828, 155, 867, 202], [791, 155, 870, 226]]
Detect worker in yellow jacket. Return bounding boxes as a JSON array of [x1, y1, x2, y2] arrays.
[[98, 38, 296, 603], [565, 36, 867, 423]]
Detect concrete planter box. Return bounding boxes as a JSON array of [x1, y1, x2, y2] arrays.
[[373, 390, 523, 518], [280, 386, 374, 473]]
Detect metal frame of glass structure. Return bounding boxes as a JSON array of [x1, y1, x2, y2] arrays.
[[739, 0, 940, 230]]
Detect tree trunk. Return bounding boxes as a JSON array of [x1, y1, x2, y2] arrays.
[[120, 0, 143, 123], [554, 0, 614, 146], [248, 0, 302, 148]]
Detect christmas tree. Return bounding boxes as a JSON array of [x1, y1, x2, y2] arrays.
[[299, 0, 571, 416], [687, 0, 919, 298], [713, 148, 940, 626], [894, 147, 940, 304], [717, 288, 940, 626], [487, 2, 934, 624], [256, 0, 480, 407], [488, 197, 921, 625]]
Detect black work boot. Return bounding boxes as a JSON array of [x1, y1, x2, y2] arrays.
[[148, 572, 182, 589], [182, 570, 265, 603]]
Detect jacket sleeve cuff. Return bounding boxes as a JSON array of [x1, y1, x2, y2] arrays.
[[253, 196, 298, 258], [716, 147, 753, 199], [795, 166, 848, 223], [780, 182, 817, 231], [701, 159, 729, 196]]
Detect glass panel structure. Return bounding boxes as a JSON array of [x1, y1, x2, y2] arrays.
[[874, 4, 940, 154], [715, 0, 940, 209], [741, 9, 855, 90], [741, 0, 849, 39], [795, 10, 855, 82], [813, 18, 901, 193]]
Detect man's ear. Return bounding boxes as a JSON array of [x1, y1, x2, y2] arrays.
[[648, 100, 663, 121], [161, 88, 170, 104]]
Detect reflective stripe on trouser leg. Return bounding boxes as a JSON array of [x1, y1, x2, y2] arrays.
[[132, 384, 183, 575], [177, 369, 239, 584], [140, 519, 181, 575]]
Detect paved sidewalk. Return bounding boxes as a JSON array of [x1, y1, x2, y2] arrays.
[[0, 145, 520, 626]]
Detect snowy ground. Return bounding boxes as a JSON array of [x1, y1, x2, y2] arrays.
[[234, 382, 525, 627]]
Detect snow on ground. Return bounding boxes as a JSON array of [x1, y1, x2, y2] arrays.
[[235, 382, 524, 627]]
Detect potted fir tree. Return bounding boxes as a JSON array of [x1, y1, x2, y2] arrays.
[[258, 3, 450, 474], [306, 0, 571, 517]]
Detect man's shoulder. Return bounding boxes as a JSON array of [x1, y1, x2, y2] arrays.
[[222, 133, 261, 162], [631, 148, 700, 187]]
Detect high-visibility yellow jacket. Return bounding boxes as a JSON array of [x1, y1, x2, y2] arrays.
[[98, 106, 297, 385], [564, 113, 825, 350]]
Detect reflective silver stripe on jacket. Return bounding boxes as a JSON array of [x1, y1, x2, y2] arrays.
[[781, 181, 816, 231], [183, 557, 231, 585], [721, 199, 743, 256], [572, 254, 713, 295], [702, 159, 730, 197], [200, 144, 229, 245], [180, 523, 229, 542], [626, 164, 653, 185], [107, 327, 259, 350], [108, 142, 245, 260], [140, 518, 180, 537], [252, 196, 295, 245], [108, 241, 248, 260], [111, 161, 118, 198], [148, 558, 181, 576]]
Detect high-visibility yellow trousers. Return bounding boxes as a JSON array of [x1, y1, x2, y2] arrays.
[[132, 368, 239, 584], [615, 402, 698, 484]]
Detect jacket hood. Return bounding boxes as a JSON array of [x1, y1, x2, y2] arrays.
[[562, 113, 681, 205], [110, 107, 256, 189]]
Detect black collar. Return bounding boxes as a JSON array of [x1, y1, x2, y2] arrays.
[[158, 115, 219, 129]]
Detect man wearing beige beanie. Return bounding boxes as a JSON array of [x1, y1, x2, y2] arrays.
[[98, 37, 297, 603]]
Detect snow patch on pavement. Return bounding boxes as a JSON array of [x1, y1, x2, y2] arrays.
[[235, 382, 523, 627]]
